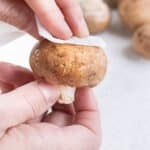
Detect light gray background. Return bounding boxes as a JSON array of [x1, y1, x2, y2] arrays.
[[0, 12, 150, 150]]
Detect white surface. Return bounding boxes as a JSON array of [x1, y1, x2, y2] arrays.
[[0, 12, 150, 150], [0, 21, 24, 47]]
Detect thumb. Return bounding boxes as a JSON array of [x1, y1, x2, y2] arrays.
[[0, 81, 60, 133]]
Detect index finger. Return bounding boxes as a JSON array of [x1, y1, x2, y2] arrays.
[[56, 0, 89, 37], [25, 0, 72, 39], [74, 88, 101, 134]]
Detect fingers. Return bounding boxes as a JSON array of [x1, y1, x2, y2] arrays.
[[74, 88, 101, 134], [44, 111, 73, 127], [0, 0, 88, 39], [25, 0, 72, 39], [0, 123, 61, 149], [25, 0, 89, 39], [0, 62, 34, 88], [0, 81, 14, 94], [43, 104, 75, 126], [56, 0, 89, 37], [1, 0, 88, 39], [0, 81, 60, 132], [27, 115, 44, 123], [0, 0, 40, 39], [53, 103, 75, 115]]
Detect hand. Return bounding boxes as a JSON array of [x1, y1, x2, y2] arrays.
[[0, 62, 101, 150], [0, 0, 89, 39]]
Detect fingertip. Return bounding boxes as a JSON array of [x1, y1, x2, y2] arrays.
[[56, 0, 89, 38], [75, 87, 94, 102], [74, 87, 101, 134], [0, 81, 14, 94], [0, 62, 34, 87], [54, 29, 73, 40], [75, 87, 98, 111], [74, 19, 90, 38], [41, 15, 73, 40]]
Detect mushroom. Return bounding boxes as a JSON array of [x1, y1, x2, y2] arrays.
[[133, 24, 150, 58], [118, 0, 150, 31], [30, 40, 107, 104], [77, 0, 111, 34], [118, 0, 150, 58]]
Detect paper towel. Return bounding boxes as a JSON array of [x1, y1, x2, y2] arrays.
[[35, 16, 106, 49]]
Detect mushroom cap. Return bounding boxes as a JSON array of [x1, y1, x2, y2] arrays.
[[118, 0, 150, 31], [30, 40, 107, 87], [77, 0, 111, 34], [133, 24, 150, 58]]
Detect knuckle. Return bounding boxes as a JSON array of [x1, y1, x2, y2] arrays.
[[17, 83, 49, 119], [21, 93, 47, 119], [21, 94, 37, 118]]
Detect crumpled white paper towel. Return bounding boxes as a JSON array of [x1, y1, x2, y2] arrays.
[[35, 16, 106, 49]]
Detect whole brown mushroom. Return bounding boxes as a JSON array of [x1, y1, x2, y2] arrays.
[[118, 0, 150, 31], [77, 0, 111, 34], [30, 40, 107, 104], [133, 24, 150, 58], [118, 0, 150, 58]]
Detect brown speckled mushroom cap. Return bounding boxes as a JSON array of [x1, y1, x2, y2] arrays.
[[77, 0, 111, 34], [30, 40, 107, 87], [133, 24, 150, 58], [118, 0, 150, 31]]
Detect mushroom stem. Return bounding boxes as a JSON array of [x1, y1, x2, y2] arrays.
[[58, 86, 76, 104]]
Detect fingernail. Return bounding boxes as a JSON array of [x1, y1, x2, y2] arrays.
[[38, 82, 60, 105], [59, 21, 73, 39], [64, 24, 73, 36], [76, 18, 89, 37]]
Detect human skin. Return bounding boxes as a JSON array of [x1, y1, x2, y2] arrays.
[[0, 0, 89, 39], [0, 62, 101, 150], [0, 1, 101, 149]]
